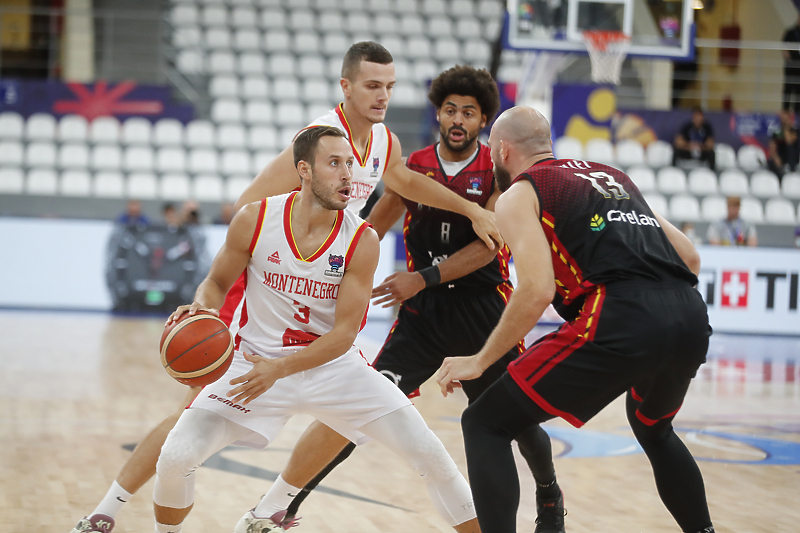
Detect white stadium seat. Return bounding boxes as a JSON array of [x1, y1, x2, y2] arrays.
[[740, 196, 764, 223], [668, 194, 700, 222], [714, 143, 738, 170], [269, 53, 296, 76], [0, 167, 24, 193], [176, 50, 205, 74], [615, 139, 645, 167], [288, 9, 315, 31], [764, 198, 796, 225], [156, 147, 188, 174], [89, 117, 121, 144], [194, 174, 225, 201], [25, 113, 57, 141], [91, 145, 123, 171], [553, 136, 583, 160], [230, 7, 258, 28], [247, 125, 278, 151], [122, 146, 155, 173], [263, 31, 291, 53], [221, 149, 252, 175], [298, 55, 326, 79], [242, 77, 270, 99], [293, 31, 321, 55], [275, 102, 306, 127], [0, 112, 24, 139], [687, 167, 718, 196], [737, 144, 766, 172], [749, 170, 781, 198], [188, 148, 219, 174], [406, 36, 432, 60], [782, 172, 800, 199], [718, 169, 750, 197], [411, 60, 438, 85], [126, 172, 158, 199], [58, 115, 89, 142], [656, 166, 687, 195], [211, 99, 244, 123], [239, 52, 267, 75], [209, 75, 240, 98], [60, 170, 92, 197], [701, 195, 727, 222], [208, 51, 236, 75], [93, 171, 125, 198], [233, 29, 261, 51], [645, 140, 673, 168], [26, 169, 58, 195], [160, 174, 191, 201], [400, 14, 424, 36], [24, 142, 57, 168], [642, 192, 668, 216], [58, 143, 89, 169], [272, 78, 300, 102], [259, 9, 286, 30], [433, 37, 461, 62], [201, 6, 228, 27], [216, 124, 247, 149], [243, 101, 275, 125], [173, 27, 201, 49], [170, 5, 198, 26], [121, 118, 152, 146], [226, 175, 251, 202], [301, 79, 332, 103], [585, 138, 615, 165], [204, 28, 232, 50], [321, 33, 350, 58], [626, 166, 656, 192]]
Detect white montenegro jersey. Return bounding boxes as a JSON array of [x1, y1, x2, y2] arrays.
[[236, 192, 371, 358], [307, 103, 392, 214]]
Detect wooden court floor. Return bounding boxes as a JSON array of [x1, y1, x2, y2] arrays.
[[1, 309, 798, 533]]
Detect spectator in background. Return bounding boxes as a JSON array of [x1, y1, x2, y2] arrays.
[[673, 107, 716, 170], [116, 200, 149, 226], [782, 14, 800, 114], [706, 196, 758, 247], [680, 222, 701, 246], [181, 200, 201, 225], [768, 110, 799, 181], [795, 225, 800, 248], [162, 203, 180, 228], [213, 202, 235, 225]]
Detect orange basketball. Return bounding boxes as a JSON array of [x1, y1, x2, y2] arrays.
[[159, 310, 234, 386]]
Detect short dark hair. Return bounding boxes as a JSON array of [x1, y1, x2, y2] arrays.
[[293, 126, 347, 168], [428, 65, 501, 122], [692, 106, 704, 115], [341, 41, 393, 80]]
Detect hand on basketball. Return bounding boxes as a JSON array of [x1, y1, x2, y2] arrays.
[[435, 355, 483, 397], [166, 302, 219, 326], [227, 351, 281, 405], [371, 272, 425, 307]]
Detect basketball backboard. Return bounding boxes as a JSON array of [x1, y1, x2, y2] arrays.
[[505, 0, 695, 60]]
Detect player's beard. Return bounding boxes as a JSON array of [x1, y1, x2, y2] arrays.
[[494, 161, 514, 191], [440, 125, 477, 153], [310, 174, 348, 211]]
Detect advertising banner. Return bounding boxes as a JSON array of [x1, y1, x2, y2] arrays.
[[696, 246, 800, 335]]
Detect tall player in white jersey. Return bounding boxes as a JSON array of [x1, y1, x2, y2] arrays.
[[68, 42, 498, 533], [151, 126, 480, 533]]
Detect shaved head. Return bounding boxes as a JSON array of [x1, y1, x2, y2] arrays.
[[491, 106, 552, 157], [489, 106, 554, 191]]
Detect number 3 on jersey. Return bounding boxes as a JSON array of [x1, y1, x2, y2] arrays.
[[576, 171, 630, 200], [292, 300, 310, 324]]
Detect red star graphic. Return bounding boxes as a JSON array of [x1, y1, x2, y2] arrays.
[[53, 80, 163, 120]]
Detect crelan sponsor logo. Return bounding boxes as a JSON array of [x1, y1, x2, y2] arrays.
[[606, 209, 661, 228]]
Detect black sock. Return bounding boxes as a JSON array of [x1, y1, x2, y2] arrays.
[[285, 442, 357, 519]]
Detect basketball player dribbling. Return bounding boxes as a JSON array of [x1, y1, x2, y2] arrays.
[[150, 126, 480, 533], [253, 65, 566, 533], [68, 41, 499, 533], [436, 106, 715, 533]]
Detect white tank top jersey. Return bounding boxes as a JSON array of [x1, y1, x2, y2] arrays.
[[306, 103, 392, 214], [235, 191, 371, 359]]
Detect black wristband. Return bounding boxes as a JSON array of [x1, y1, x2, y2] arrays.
[[417, 265, 441, 288]]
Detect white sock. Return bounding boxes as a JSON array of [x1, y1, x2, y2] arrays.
[[91, 480, 133, 519], [253, 475, 302, 518], [155, 521, 182, 533]]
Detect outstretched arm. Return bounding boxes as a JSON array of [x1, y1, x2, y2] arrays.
[[228, 227, 381, 404], [436, 181, 555, 396], [166, 202, 260, 324], [372, 184, 503, 307], [365, 185, 407, 240], [381, 132, 502, 250]]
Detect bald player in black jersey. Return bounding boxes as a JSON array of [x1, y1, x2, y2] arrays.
[[246, 66, 564, 533], [437, 106, 715, 533]]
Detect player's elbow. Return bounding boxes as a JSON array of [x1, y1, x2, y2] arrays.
[[683, 247, 701, 276]]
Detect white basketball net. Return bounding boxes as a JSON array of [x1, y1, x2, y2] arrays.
[[583, 31, 630, 85]]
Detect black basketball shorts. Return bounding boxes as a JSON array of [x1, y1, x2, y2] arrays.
[[507, 279, 710, 427], [373, 283, 522, 402]]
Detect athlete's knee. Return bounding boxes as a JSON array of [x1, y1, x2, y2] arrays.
[[405, 427, 461, 484], [156, 429, 204, 481]]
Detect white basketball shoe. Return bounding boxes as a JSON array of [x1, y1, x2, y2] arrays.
[[234, 509, 300, 532], [69, 514, 115, 533]]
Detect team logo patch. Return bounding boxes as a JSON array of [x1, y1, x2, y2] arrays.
[[466, 176, 483, 196], [370, 156, 380, 177], [325, 254, 345, 277], [590, 214, 606, 231], [268, 251, 281, 264]]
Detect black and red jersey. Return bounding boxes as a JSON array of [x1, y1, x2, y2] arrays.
[[403, 143, 510, 293], [513, 158, 697, 319]]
